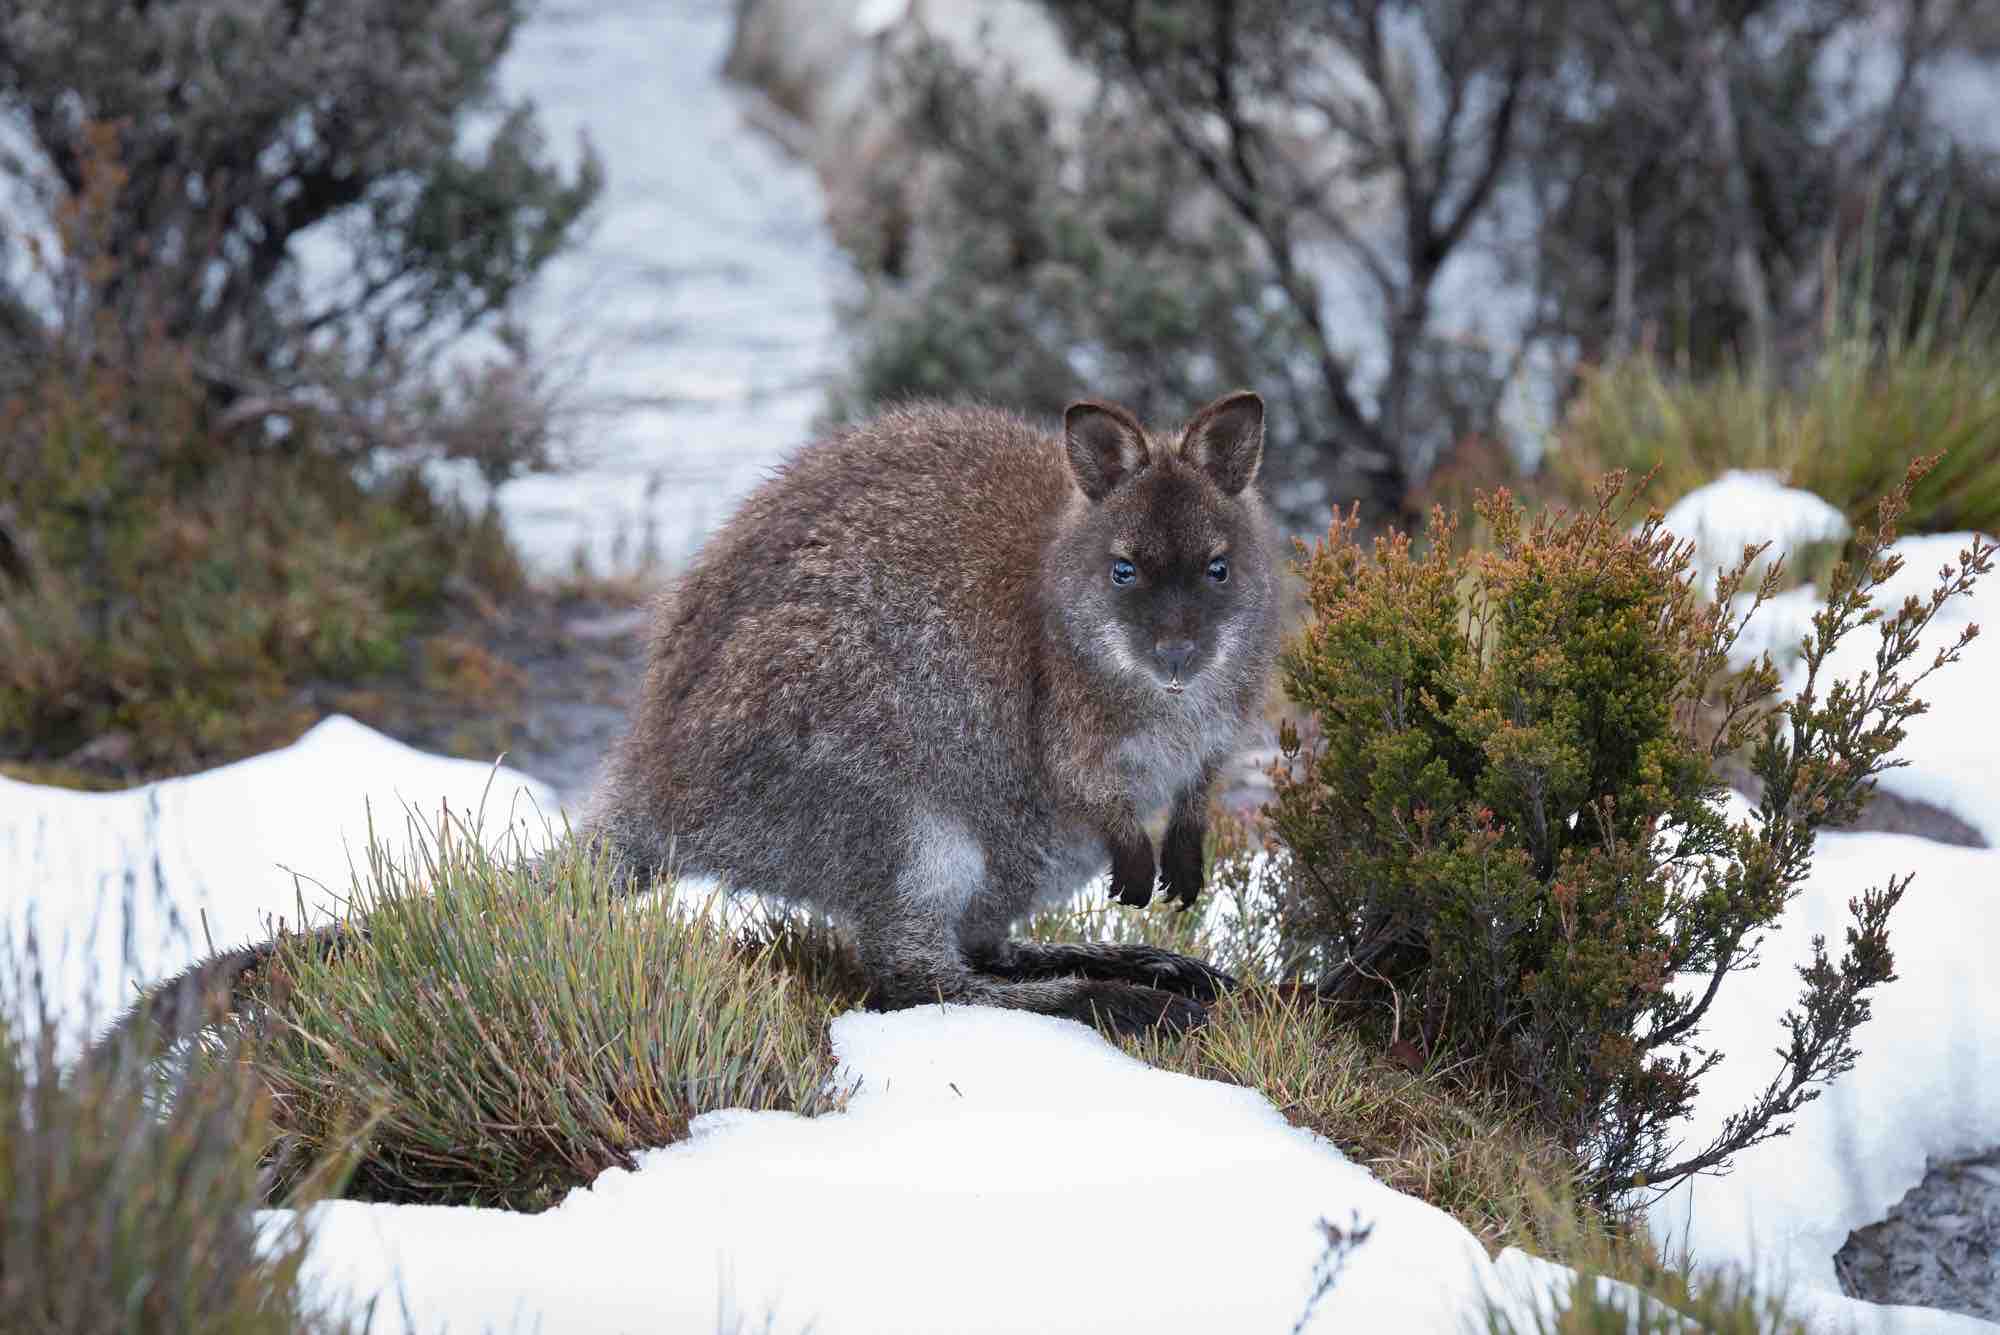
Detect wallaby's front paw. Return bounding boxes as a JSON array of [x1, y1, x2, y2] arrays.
[[1160, 817, 1206, 908], [1109, 836, 1156, 908]]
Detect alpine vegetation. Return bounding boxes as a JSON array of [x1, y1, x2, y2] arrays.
[[1262, 461, 1993, 1206], [232, 811, 850, 1213]]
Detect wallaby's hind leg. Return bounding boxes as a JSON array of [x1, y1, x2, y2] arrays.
[[851, 816, 1210, 1037], [972, 940, 1238, 1004], [855, 918, 1208, 1038]]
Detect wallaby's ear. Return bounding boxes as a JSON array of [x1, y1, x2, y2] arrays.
[[1179, 390, 1264, 495], [1063, 399, 1152, 501]]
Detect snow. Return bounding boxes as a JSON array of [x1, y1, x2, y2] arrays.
[[1659, 470, 1852, 597], [1646, 818, 2000, 1335], [0, 715, 553, 1038], [4, 714, 1994, 1331], [852, 0, 909, 38], [471, 0, 845, 575], [1726, 530, 2000, 847], [1659, 474, 1998, 844], [277, 1004, 1588, 1334]]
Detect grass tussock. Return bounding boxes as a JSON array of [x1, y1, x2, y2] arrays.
[[1130, 984, 1593, 1260], [238, 811, 850, 1213], [1549, 265, 2000, 541], [0, 939, 351, 1333], [1481, 1216, 1811, 1334]]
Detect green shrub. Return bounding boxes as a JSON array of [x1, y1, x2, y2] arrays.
[[0, 935, 351, 1333], [0, 328, 526, 778], [236, 814, 849, 1212], [1265, 467, 1991, 1206]]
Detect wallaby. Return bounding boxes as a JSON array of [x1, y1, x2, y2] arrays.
[[588, 390, 1278, 1033], [96, 390, 1278, 1054]]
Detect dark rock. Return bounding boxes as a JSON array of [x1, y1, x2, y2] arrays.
[[1836, 1146, 2000, 1322]]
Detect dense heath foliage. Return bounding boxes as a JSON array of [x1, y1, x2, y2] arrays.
[[0, 0, 598, 779], [1264, 467, 1992, 1205]]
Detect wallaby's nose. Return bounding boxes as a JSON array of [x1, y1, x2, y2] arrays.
[[1155, 638, 1197, 679]]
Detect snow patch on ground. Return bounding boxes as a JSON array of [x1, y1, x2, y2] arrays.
[[1661, 470, 1851, 596], [1645, 821, 2000, 1335], [1728, 531, 2000, 846], [275, 1004, 1605, 1334], [0, 715, 553, 1036]]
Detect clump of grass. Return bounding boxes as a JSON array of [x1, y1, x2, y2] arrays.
[[1480, 1207, 1811, 1334], [239, 811, 850, 1212], [0, 934, 351, 1333], [1130, 985, 1593, 1260], [1549, 258, 2000, 540]]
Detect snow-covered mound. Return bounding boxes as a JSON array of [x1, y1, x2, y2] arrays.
[[1728, 530, 2000, 845], [1647, 811, 2000, 1335], [0, 715, 554, 1032], [275, 1004, 1626, 1334], [1660, 470, 1851, 597]]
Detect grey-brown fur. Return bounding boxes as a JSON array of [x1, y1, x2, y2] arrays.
[[93, 391, 1278, 1055], [590, 391, 1278, 1033]]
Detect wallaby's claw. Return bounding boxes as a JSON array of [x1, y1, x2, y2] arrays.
[[1112, 877, 1154, 908], [1109, 838, 1156, 908], [1159, 817, 1207, 908], [1146, 952, 1236, 1004]]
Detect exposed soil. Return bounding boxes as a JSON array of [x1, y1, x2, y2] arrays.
[[322, 587, 653, 811]]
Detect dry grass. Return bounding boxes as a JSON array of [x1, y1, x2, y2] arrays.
[[1129, 984, 1596, 1260], [0, 936, 352, 1333], [1547, 269, 2000, 545], [234, 813, 851, 1213]]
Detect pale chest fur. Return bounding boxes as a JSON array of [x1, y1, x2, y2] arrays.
[[1111, 695, 1248, 816]]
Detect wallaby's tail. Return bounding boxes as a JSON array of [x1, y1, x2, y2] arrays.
[[84, 920, 364, 1073]]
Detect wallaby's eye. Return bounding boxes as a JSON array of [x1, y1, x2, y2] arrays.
[[1110, 558, 1137, 587], [1207, 556, 1230, 584]]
